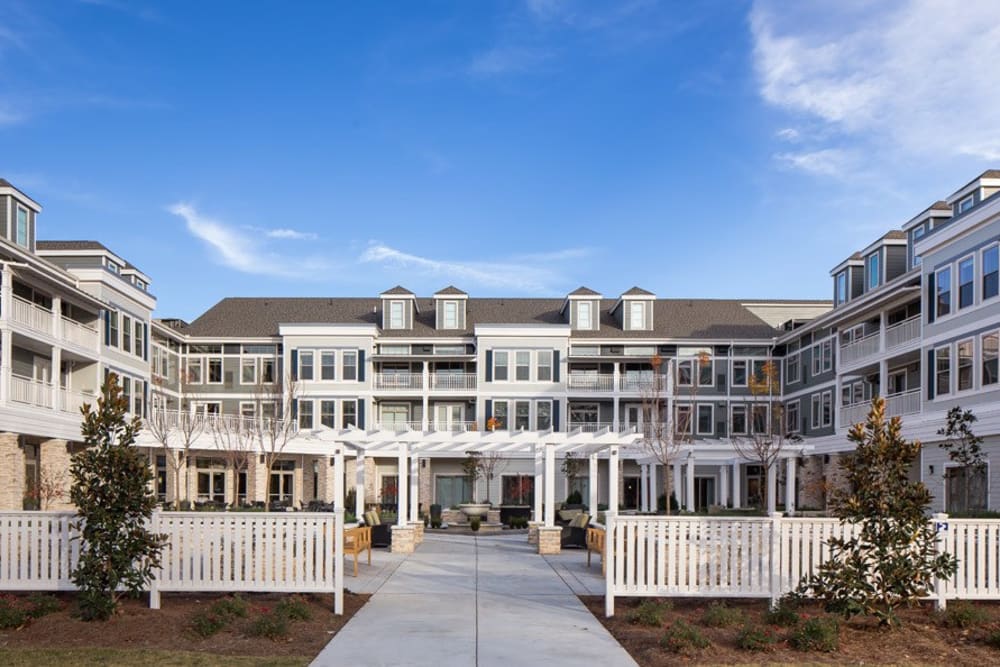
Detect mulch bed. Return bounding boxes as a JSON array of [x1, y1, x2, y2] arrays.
[[582, 596, 1000, 665], [0, 591, 368, 660]]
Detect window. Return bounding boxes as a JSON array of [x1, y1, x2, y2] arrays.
[[629, 301, 645, 329], [381, 344, 410, 355], [536, 401, 552, 430], [298, 400, 314, 429], [822, 340, 833, 372], [15, 205, 28, 247], [493, 401, 508, 429], [752, 404, 769, 434], [811, 394, 822, 429], [434, 344, 465, 355], [675, 405, 692, 434], [493, 351, 509, 381], [443, 301, 459, 329], [515, 351, 530, 381], [570, 345, 600, 356], [155, 455, 167, 502], [537, 350, 552, 382], [698, 358, 713, 386], [983, 332, 998, 386], [269, 460, 295, 503], [959, 256, 975, 309], [959, 195, 974, 213], [811, 341, 831, 375], [389, 300, 405, 329], [241, 358, 257, 384], [936, 346, 951, 396], [108, 312, 119, 348], [677, 359, 693, 386], [207, 358, 223, 384], [624, 346, 656, 356], [133, 379, 144, 417], [502, 474, 534, 505], [821, 391, 832, 427], [196, 458, 226, 503], [321, 351, 336, 380], [957, 339, 974, 391], [730, 405, 747, 434], [187, 358, 202, 384], [984, 245, 999, 301], [122, 315, 132, 353], [514, 401, 530, 430], [867, 252, 880, 290], [786, 354, 800, 384], [261, 358, 275, 384], [912, 225, 926, 267], [342, 400, 357, 428], [946, 464, 987, 513], [732, 360, 747, 386], [696, 404, 713, 435], [577, 301, 592, 329], [240, 402, 256, 420], [320, 400, 336, 427], [343, 351, 358, 381], [835, 271, 848, 305], [786, 400, 800, 434], [135, 321, 145, 359], [936, 266, 952, 317], [299, 351, 314, 381]]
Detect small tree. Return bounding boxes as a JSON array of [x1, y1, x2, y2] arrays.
[[479, 451, 507, 505], [248, 374, 298, 510], [462, 451, 483, 502], [212, 412, 256, 507], [938, 406, 986, 513], [147, 376, 206, 509], [70, 374, 165, 621], [561, 452, 583, 503], [796, 397, 957, 627]]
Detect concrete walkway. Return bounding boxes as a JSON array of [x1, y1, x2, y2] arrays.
[[313, 532, 636, 667]]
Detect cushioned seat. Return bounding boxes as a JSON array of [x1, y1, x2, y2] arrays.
[[364, 510, 392, 548], [561, 512, 590, 548]]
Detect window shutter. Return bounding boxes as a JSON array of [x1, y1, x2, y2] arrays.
[[291, 399, 298, 419], [358, 400, 365, 429], [103, 311, 111, 346], [291, 350, 298, 381], [552, 401, 560, 431], [358, 349, 366, 382], [927, 273, 935, 324], [552, 350, 560, 382], [484, 399, 493, 421], [927, 350, 935, 400], [485, 350, 493, 382], [143, 324, 149, 360]]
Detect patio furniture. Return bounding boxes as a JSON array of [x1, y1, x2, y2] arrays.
[[557, 504, 586, 525], [364, 510, 393, 548], [586, 526, 605, 574], [561, 512, 591, 549], [343, 525, 372, 577]]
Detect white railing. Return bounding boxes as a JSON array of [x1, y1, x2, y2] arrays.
[[11, 295, 53, 335], [429, 373, 476, 391], [0, 511, 343, 608], [569, 421, 614, 433], [373, 372, 423, 391], [9, 374, 53, 408], [839, 402, 870, 428], [61, 317, 99, 350], [567, 373, 615, 392], [839, 331, 881, 365], [604, 514, 998, 616], [619, 374, 659, 393], [885, 388, 921, 417], [147, 410, 298, 436], [432, 421, 478, 433], [375, 420, 424, 431], [60, 389, 96, 414], [886, 316, 921, 349]]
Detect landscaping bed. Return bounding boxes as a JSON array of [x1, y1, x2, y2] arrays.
[[582, 596, 1000, 665], [0, 591, 368, 666]]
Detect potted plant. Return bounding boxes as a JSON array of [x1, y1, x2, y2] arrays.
[[458, 452, 490, 519]]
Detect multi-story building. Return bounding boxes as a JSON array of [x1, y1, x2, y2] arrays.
[[2, 170, 999, 517]]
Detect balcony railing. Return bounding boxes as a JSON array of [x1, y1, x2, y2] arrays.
[[146, 410, 298, 436], [9, 374, 53, 408], [567, 373, 615, 392], [839, 331, 880, 365], [619, 374, 660, 393], [60, 388, 96, 414], [568, 421, 614, 433], [11, 296, 53, 335], [428, 373, 476, 391], [373, 372, 423, 391], [432, 421, 477, 433], [61, 317, 99, 350], [375, 420, 425, 431], [886, 316, 920, 349], [840, 388, 921, 427]]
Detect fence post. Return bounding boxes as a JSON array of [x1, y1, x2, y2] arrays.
[[149, 509, 161, 610], [604, 512, 616, 618], [768, 512, 783, 609], [932, 512, 948, 612]]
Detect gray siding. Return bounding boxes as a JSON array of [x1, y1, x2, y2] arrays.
[[569, 299, 600, 330], [621, 299, 653, 331], [0, 195, 8, 241], [886, 245, 907, 282], [850, 266, 864, 299], [435, 298, 466, 330]]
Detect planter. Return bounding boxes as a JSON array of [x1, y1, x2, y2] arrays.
[[458, 503, 491, 519]]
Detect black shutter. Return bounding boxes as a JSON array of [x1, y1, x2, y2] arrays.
[[927, 273, 935, 324], [927, 350, 935, 400], [484, 399, 493, 421], [291, 350, 298, 381], [143, 323, 149, 360], [552, 350, 560, 382], [357, 399, 365, 429], [358, 349, 366, 382], [485, 350, 493, 382], [291, 399, 298, 419], [103, 310, 111, 346], [552, 401, 560, 431]]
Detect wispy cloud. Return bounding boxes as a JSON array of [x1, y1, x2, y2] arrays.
[[751, 0, 1000, 162], [258, 227, 318, 241], [774, 148, 855, 178], [360, 242, 575, 293], [775, 127, 800, 142], [468, 46, 554, 77], [170, 203, 331, 279]]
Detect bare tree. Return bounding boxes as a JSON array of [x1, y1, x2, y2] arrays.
[[147, 376, 206, 509], [479, 451, 508, 505], [561, 452, 583, 502], [211, 412, 257, 507], [248, 373, 299, 510], [731, 359, 798, 512]]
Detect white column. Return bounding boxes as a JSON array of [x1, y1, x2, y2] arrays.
[[785, 456, 797, 517], [0, 328, 10, 404], [354, 452, 365, 519], [732, 461, 741, 509], [720, 464, 729, 507], [879, 358, 888, 399], [673, 462, 682, 512], [409, 451, 419, 522], [397, 443, 408, 526], [685, 455, 695, 511], [333, 447, 345, 510], [421, 361, 430, 430], [767, 460, 777, 514], [639, 464, 648, 512], [533, 445, 544, 522], [608, 445, 620, 514], [333, 446, 345, 615], [612, 395, 620, 432], [588, 452, 598, 514], [544, 443, 556, 527], [879, 311, 887, 353], [51, 346, 61, 411]]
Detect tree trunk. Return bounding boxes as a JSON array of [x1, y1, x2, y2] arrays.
[[662, 463, 672, 516]]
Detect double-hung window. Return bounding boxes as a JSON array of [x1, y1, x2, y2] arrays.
[[957, 339, 974, 391], [342, 400, 357, 427], [822, 341, 832, 372], [320, 351, 336, 380], [696, 404, 713, 435], [108, 312, 119, 348], [936, 266, 952, 317], [821, 392, 832, 427], [629, 301, 645, 329], [752, 404, 769, 434], [389, 300, 405, 329], [514, 401, 530, 430], [298, 400, 314, 429], [698, 358, 714, 387], [443, 301, 459, 329], [207, 358, 223, 384], [261, 358, 275, 383], [577, 301, 592, 329], [958, 256, 975, 309], [732, 360, 747, 386], [786, 400, 800, 434], [122, 315, 133, 354], [241, 357, 257, 384], [867, 252, 880, 290], [983, 245, 999, 301], [342, 351, 358, 381], [675, 405, 692, 434], [936, 346, 951, 396], [320, 400, 336, 428], [786, 354, 800, 384], [536, 401, 552, 430], [983, 332, 999, 386], [536, 350, 552, 382], [15, 205, 28, 247], [810, 394, 821, 429], [730, 405, 747, 434], [299, 351, 314, 381], [515, 351, 530, 381], [493, 351, 509, 381], [677, 359, 693, 386], [187, 358, 203, 384]]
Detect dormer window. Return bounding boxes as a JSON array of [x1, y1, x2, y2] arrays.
[[442, 301, 459, 329], [835, 271, 848, 306], [15, 205, 28, 247], [107, 260, 120, 274], [388, 300, 405, 329], [912, 225, 926, 267], [867, 252, 879, 290], [629, 301, 645, 329], [135, 278, 146, 291], [578, 301, 592, 329], [959, 195, 974, 213]]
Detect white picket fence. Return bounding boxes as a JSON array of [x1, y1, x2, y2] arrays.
[[0, 510, 345, 612], [604, 513, 1000, 616]]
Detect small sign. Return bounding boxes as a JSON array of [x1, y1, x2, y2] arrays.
[[936, 522, 949, 532]]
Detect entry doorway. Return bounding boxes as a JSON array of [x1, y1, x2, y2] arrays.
[[623, 476, 639, 509], [694, 477, 715, 512]]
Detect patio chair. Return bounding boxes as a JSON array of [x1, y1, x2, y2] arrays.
[[363, 510, 393, 548], [343, 525, 372, 576], [561, 512, 590, 549]]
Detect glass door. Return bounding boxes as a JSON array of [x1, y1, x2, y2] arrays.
[[434, 403, 465, 431], [380, 404, 410, 429], [435, 475, 472, 508]]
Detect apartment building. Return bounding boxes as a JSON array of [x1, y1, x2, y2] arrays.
[[2, 170, 999, 516]]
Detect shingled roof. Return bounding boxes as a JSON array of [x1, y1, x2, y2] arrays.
[[181, 296, 821, 340], [568, 286, 601, 296], [36, 240, 142, 272], [622, 286, 655, 296], [434, 285, 467, 296]]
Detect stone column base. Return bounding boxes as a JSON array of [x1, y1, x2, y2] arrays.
[[537, 526, 562, 555], [527, 521, 543, 545], [409, 521, 425, 544], [486, 509, 501, 524], [391, 525, 416, 554]]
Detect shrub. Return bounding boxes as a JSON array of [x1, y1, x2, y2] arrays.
[[765, 598, 801, 627], [276, 595, 312, 621], [245, 610, 290, 640], [0, 603, 29, 630], [700, 601, 745, 628], [565, 490, 583, 505], [940, 601, 990, 628], [470, 517, 481, 532], [190, 610, 227, 638], [789, 616, 840, 652], [737, 623, 777, 652], [659, 619, 710, 654], [25, 594, 62, 619], [626, 599, 671, 627], [210, 596, 249, 620], [431, 519, 442, 529], [986, 630, 1000, 649]]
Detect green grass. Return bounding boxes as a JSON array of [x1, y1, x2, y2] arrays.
[[0, 649, 309, 667]]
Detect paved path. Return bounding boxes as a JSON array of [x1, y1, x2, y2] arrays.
[[313, 532, 636, 667]]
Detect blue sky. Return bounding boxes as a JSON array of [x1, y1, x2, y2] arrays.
[[3, 0, 1000, 321]]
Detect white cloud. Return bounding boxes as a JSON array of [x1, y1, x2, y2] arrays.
[[751, 0, 1000, 161], [775, 127, 800, 142], [360, 242, 573, 293], [263, 228, 318, 241], [774, 148, 855, 178], [170, 203, 329, 279], [468, 46, 553, 76]]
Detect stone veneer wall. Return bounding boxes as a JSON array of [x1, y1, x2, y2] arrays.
[[798, 455, 827, 511], [0, 433, 25, 510], [39, 439, 74, 511]]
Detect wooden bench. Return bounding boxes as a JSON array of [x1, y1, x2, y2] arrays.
[[344, 525, 372, 577], [586, 526, 605, 575]]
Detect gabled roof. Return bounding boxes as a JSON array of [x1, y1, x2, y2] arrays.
[[568, 286, 601, 296], [36, 239, 142, 272], [380, 285, 415, 296], [622, 286, 655, 296], [434, 285, 467, 296]]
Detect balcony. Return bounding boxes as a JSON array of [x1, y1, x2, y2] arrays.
[[11, 296, 53, 335], [9, 374, 53, 408], [60, 388, 96, 414], [886, 316, 920, 349], [61, 317, 99, 351], [428, 373, 476, 391], [567, 373, 615, 392], [839, 331, 880, 365], [373, 372, 423, 391], [619, 374, 659, 393], [839, 388, 921, 427]]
